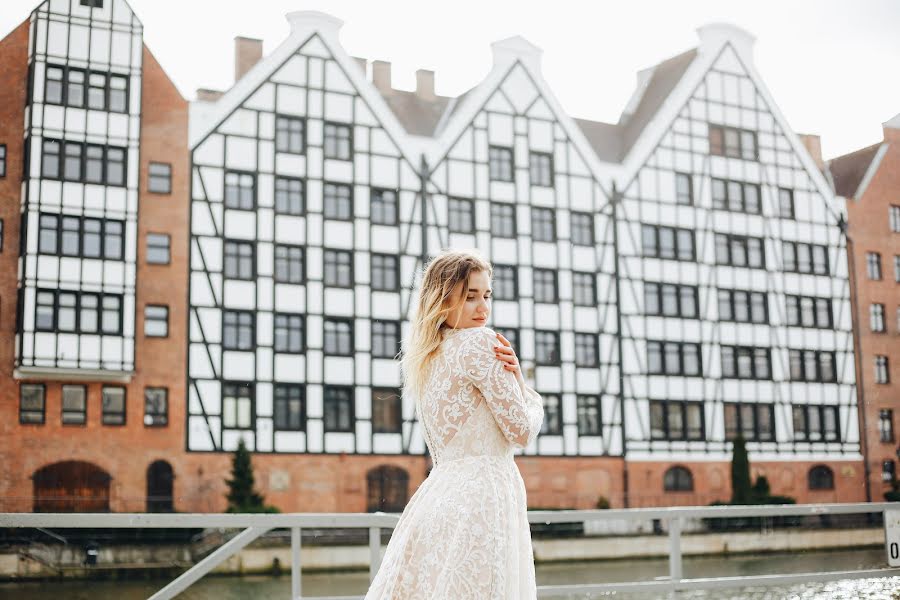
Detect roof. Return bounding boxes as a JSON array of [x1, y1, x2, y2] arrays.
[[379, 89, 451, 137], [573, 118, 623, 163], [828, 143, 883, 198]]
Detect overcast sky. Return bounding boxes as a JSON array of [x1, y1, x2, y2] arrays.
[[2, 0, 899, 159]]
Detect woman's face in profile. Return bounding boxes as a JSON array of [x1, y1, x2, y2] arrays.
[[445, 270, 492, 329]]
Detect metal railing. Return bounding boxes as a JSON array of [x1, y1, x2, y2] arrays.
[[2, 502, 899, 599]]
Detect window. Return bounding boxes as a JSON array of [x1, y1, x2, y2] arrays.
[[275, 115, 304, 154], [890, 205, 900, 233], [880, 409, 894, 443], [223, 311, 254, 351], [664, 466, 694, 492], [448, 198, 475, 233], [372, 320, 400, 359], [576, 395, 601, 436], [146, 233, 170, 264], [782, 241, 829, 275], [81, 1, 105, 11], [224, 240, 254, 280], [488, 146, 513, 182], [222, 383, 254, 429], [20, 384, 45, 424], [371, 188, 398, 225], [41, 140, 61, 178], [540, 394, 562, 435], [572, 272, 596, 307], [274, 313, 304, 353], [224, 171, 254, 210], [529, 152, 553, 187], [324, 318, 353, 356], [490, 203, 516, 238], [323, 122, 352, 160], [101, 295, 122, 334], [324, 249, 353, 287], [36, 213, 124, 260], [148, 162, 171, 194], [45, 64, 124, 110], [323, 182, 352, 220], [34, 289, 122, 334], [875, 356, 890, 384], [708, 124, 757, 160], [870, 304, 886, 332], [866, 252, 882, 280], [646, 341, 702, 376], [574, 332, 598, 367], [45, 65, 65, 104], [144, 388, 168, 426], [808, 465, 834, 490], [60, 216, 79, 257], [0, 219, 3, 251], [645, 282, 700, 319], [371, 254, 399, 291], [724, 402, 775, 441], [274, 245, 303, 284], [494, 327, 518, 350], [144, 305, 168, 337], [711, 178, 761, 214], [533, 269, 557, 303], [675, 173, 693, 205], [785, 295, 832, 329], [492, 264, 517, 301], [720, 345, 771, 380], [107, 147, 126, 186], [532, 207, 556, 242], [883, 461, 896, 483], [570, 211, 594, 246], [274, 385, 305, 431], [715, 233, 765, 268], [716, 288, 767, 324], [90, 72, 108, 110], [373, 388, 402, 433], [642, 224, 695, 261], [894, 255, 900, 283], [67, 68, 85, 106], [62, 385, 87, 424], [275, 177, 304, 215], [101, 387, 126, 425], [108, 74, 127, 112], [535, 330, 560, 365], [324, 386, 354, 432], [778, 188, 795, 219], [788, 349, 836, 383], [41, 139, 127, 186], [792, 405, 839, 442], [650, 401, 705, 440], [0, 144, 6, 177], [84, 144, 102, 183]]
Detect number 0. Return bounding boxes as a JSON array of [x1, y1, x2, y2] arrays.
[[891, 542, 899, 560]]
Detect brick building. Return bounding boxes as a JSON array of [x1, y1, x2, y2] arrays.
[[829, 114, 900, 502], [1, 3, 869, 515]]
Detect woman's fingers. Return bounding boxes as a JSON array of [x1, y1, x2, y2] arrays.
[[495, 332, 511, 347]]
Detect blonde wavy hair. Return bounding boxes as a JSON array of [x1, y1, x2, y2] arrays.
[[401, 249, 493, 401]]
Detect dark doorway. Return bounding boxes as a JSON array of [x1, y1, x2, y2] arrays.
[[366, 465, 409, 512], [146, 460, 175, 512], [32, 461, 111, 512]]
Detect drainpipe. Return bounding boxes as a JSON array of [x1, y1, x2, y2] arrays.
[[611, 182, 629, 508]]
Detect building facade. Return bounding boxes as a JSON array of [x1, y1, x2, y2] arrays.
[[2, 4, 867, 514], [830, 115, 900, 503]]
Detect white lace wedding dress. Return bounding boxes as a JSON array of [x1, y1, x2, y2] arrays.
[[364, 326, 545, 600]]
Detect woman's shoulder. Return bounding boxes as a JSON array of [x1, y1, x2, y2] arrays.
[[444, 326, 497, 352]]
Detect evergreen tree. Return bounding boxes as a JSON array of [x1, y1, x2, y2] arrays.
[[730, 437, 752, 505], [225, 439, 266, 513]]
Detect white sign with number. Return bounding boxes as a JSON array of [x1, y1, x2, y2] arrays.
[[886, 509, 900, 567]]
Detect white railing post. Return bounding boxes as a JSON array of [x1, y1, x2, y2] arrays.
[[369, 526, 382, 583], [291, 526, 302, 600], [668, 516, 682, 585]]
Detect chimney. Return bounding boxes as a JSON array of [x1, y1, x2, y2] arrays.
[[196, 88, 225, 102], [415, 69, 435, 100], [235, 36, 263, 83], [798, 133, 824, 170], [352, 56, 367, 75], [372, 60, 391, 94]]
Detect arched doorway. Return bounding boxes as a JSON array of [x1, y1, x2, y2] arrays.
[[147, 460, 175, 513], [32, 461, 111, 512], [366, 465, 409, 512]]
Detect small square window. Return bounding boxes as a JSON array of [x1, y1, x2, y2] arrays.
[[144, 305, 169, 337], [371, 188, 398, 225], [275, 116, 305, 154], [274, 313, 304, 353], [148, 162, 171, 194], [448, 198, 475, 233], [80, 0, 104, 7], [144, 388, 168, 426], [102, 386, 126, 425], [323, 182, 353, 220], [324, 122, 352, 160], [224, 171, 255, 210], [146, 233, 170, 264]]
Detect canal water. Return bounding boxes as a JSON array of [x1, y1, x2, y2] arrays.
[[2, 548, 897, 599]]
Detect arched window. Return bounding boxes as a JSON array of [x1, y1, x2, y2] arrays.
[[32, 461, 111, 512], [366, 465, 409, 512], [663, 466, 693, 492], [808, 465, 834, 490], [147, 460, 175, 512]]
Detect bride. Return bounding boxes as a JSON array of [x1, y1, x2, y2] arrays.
[[364, 249, 544, 599]]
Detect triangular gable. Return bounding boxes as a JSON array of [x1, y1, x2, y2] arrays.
[[189, 11, 414, 164], [620, 28, 838, 217], [425, 35, 621, 189]]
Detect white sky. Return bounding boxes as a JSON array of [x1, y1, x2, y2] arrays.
[[2, 0, 899, 160]]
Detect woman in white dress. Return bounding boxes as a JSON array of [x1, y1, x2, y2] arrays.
[[364, 249, 544, 600]]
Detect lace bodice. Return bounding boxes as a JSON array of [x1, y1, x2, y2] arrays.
[[416, 326, 544, 465]]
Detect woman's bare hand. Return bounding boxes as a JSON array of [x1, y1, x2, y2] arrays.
[[494, 332, 522, 378]]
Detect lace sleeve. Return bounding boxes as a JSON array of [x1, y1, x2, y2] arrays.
[[459, 328, 544, 448]]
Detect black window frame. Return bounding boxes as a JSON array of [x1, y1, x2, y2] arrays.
[[788, 348, 837, 383], [490, 202, 516, 238], [675, 172, 693, 205], [708, 124, 758, 160], [274, 176, 305, 216], [144, 304, 169, 338], [529, 151, 553, 187], [540, 393, 562, 435], [274, 244, 304, 284], [642, 224, 695, 261], [19, 384, 46, 424], [714, 233, 766, 268], [274, 384, 306, 432], [724, 402, 775, 442], [146, 232, 171, 265], [323, 182, 353, 220], [273, 313, 304, 354], [371, 253, 399, 292], [45, 63, 126, 112], [275, 115, 305, 154], [324, 318, 354, 356], [61, 384, 87, 425], [323, 385, 355, 433], [534, 330, 561, 366], [323, 248, 354, 288], [533, 268, 558, 303], [488, 145, 514, 182], [664, 466, 695, 492], [223, 239, 256, 280], [782, 241, 830, 275], [34, 288, 123, 335], [531, 207, 556, 242], [792, 405, 840, 442], [148, 162, 172, 194], [720, 345, 772, 380], [372, 319, 400, 359], [879, 408, 894, 443], [574, 332, 599, 367], [808, 465, 835, 490], [570, 211, 594, 246], [222, 310, 255, 351], [370, 188, 398, 225], [144, 387, 168, 427], [222, 382, 255, 430], [323, 121, 353, 160], [778, 187, 795, 219], [710, 178, 762, 215], [785, 294, 832, 329], [650, 400, 705, 441], [716, 288, 768, 324], [101, 385, 126, 426], [36, 212, 125, 260], [875, 355, 890, 384], [448, 197, 475, 233], [572, 271, 597, 307], [0, 144, 6, 178], [224, 170, 256, 211], [576, 394, 602, 436], [644, 282, 700, 319], [41, 138, 127, 187], [372, 387, 402, 434], [492, 264, 517, 301], [646, 340, 703, 377]]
